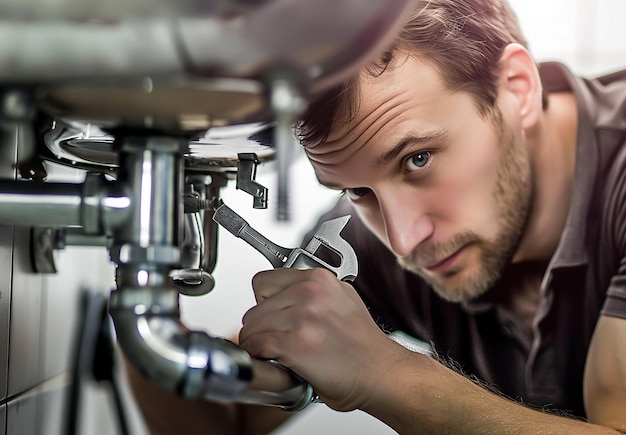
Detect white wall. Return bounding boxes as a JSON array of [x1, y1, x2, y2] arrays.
[[125, 1, 626, 434], [511, 0, 626, 76]]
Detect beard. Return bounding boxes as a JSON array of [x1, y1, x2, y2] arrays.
[[397, 111, 532, 302]]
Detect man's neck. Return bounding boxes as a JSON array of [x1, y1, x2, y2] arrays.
[[512, 91, 578, 264]]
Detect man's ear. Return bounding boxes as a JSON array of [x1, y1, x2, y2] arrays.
[[498, 43, 542, 130]]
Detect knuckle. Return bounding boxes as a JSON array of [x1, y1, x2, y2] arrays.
[[299, 279, 330, 302], [241, 307, 254, 325], [298, 300, 323, 323], [306, 267, 334, 282], [251, 270, 267, 287], [246, 334, 281, 360], [251, 270, 276, 291]]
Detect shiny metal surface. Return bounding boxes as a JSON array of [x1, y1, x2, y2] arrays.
[[0, 175, 132, 231], [0, 0, 413, 87], [0, 0, 414, 128], [170, 174, 226, 296], [110, 292, 314, 408], [0, 183, 83, 226], [44, 78, 266, 129], [285, 215, 358, 282], [173, 211, 216, 296], [41, 120, 274, 173], [114, 137, 183, 250], [213, 202, 358, 281], [104, 134, 317, 410]]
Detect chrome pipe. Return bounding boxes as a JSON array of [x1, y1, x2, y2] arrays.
[[0, 180, 82, 226], [115, 144, 180, 247], [59, 227, 111, 247], [109, 286, 314, 410], [183, 174, 226, 274], [173, 174, 225, 296], [201, 174, 227, 274], [108, 137, 185, 269], [174, 210, 216, 296], [180, 211, 203, 269], [0, 174, 131, 231]]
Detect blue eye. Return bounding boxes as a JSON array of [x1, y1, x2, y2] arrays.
[[407, 151, 431, 170]]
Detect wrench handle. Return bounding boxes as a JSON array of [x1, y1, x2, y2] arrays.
[[213, 202, 291, 268]]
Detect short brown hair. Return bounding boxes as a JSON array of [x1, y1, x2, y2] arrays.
[[297, 0, 528, 148]]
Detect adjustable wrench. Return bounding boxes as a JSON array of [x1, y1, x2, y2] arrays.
[[212, 201, 358, 282], [212, 201, 358, 409]]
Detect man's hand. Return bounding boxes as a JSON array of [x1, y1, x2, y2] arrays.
[[238, 267, 404, 412]]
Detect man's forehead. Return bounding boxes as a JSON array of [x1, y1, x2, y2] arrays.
[[325, 55, 446, 143]]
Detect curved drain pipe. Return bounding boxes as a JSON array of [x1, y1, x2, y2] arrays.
[[109, 286, 314, 410]]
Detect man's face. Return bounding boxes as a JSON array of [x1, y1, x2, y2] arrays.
[[306, 56, 532, 302]]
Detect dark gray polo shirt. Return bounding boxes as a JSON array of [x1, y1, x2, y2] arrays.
[[306, 62, 626, 418]]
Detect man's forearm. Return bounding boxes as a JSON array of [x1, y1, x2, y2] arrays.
[[361, 350, 622, 434]]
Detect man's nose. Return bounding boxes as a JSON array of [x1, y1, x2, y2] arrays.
[[378, 191, 434, 258]]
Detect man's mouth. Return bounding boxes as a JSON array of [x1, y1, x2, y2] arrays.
[[424, 246, 466, 273]]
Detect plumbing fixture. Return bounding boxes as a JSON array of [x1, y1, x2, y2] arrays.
[[0, 0, 414, 412]]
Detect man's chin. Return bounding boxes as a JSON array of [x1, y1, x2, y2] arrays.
[[399, 261, 491, 303], [430, 284, 486, 303], [432, 267, 502, 302]]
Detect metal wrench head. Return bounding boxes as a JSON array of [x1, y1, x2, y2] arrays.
[[213, 201, 358, 281], [284, 215, 358, 282]]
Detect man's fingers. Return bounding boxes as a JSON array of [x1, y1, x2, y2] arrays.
[[251, 267, 335, 302], [239, 330, 289, 362], [241, 285, 298, 326], [240, 302, 292, 336], [252, 269, 295, 302]]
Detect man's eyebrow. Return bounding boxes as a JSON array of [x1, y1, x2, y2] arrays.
[[377, 129, 448, 166]]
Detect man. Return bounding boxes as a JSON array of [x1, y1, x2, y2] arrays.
[[129, 0, 626, 433]]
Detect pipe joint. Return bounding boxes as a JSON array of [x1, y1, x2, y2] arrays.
[[183, 332, 253, 402]]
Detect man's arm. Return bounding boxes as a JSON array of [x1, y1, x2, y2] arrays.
[[238, 267, 626, 434], [361, 340, 625, 434], [124, 356, 294, 435], [584, 315, 626, 430]]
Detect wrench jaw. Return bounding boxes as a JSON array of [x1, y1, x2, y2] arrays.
[[284, 248, 356, 281], [283, 247, 357, 282], [284, 215, 358, 282]]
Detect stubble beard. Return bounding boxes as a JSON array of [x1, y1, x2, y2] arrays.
[[397, 111, 532, 302]]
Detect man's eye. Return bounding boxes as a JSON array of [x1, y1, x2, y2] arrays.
[[343, 187, 371, 201], [406, 151, 431, 171]]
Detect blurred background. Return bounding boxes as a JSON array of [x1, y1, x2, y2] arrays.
[[0, 0, 624, 434]]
